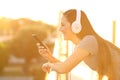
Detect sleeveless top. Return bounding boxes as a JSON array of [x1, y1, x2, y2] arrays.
[[78, 35, 120, 79], [50, 35, 120, 79]]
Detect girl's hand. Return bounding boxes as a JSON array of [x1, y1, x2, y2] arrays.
[[37, 42, 60, 63], [36, 43, 52, 60], [42, 63, 51, 73]]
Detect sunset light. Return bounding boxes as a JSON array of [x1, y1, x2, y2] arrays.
[[0, 0, 119, 44], [0, 0, 119, 80]]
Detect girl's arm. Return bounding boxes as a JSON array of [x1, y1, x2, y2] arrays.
[[47, 47, 90, 73]]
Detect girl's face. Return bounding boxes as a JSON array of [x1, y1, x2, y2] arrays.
[[59, 15, 75, 40]]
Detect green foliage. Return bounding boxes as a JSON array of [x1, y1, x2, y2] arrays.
[[0, 17, 57, 61], [0, 18, 56, 79], [9, 24, 56, 62], [10, 28, 44, 59], [0, 42, 10, 72]]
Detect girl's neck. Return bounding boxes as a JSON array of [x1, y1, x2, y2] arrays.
[[71, 36, 80, 45]]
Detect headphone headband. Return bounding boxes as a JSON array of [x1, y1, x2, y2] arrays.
[[76, 10, 80, 21]]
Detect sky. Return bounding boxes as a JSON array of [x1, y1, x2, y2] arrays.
[[0, 0, 120, 47]]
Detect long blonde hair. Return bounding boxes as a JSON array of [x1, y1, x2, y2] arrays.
[[63, 9, 118, 80]]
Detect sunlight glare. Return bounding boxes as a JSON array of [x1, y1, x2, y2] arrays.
[[0, 0, 119, 80]]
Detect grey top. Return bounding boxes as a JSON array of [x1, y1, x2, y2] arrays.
[[78, 35, 120, 78], [49, 35, 120, 78], [77, 35, 98, 70]]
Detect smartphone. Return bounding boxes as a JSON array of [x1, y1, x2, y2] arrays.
[[32, 34, 46, 49]]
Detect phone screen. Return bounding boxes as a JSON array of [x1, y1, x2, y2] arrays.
[[32, 34, 46, 49]]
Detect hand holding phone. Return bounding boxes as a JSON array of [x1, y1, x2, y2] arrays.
[[32, 34, 46, 49]]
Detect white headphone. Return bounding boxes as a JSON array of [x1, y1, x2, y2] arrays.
[[71, 10, 82, 34]]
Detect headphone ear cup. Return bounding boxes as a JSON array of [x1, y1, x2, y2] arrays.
[[71, 21, 82, 34], [71, 10, 82, 34]]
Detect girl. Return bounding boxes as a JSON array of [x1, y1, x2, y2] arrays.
[[37, 9, 120, 80]]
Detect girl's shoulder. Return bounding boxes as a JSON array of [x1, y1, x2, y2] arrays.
[[80, 35, 97, 44], [78, 35, 98, 55]]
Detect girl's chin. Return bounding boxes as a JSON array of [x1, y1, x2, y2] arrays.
[[64, 37, 69, 40], [64, 38, 67, 40], [63, 35, 70, 40]]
